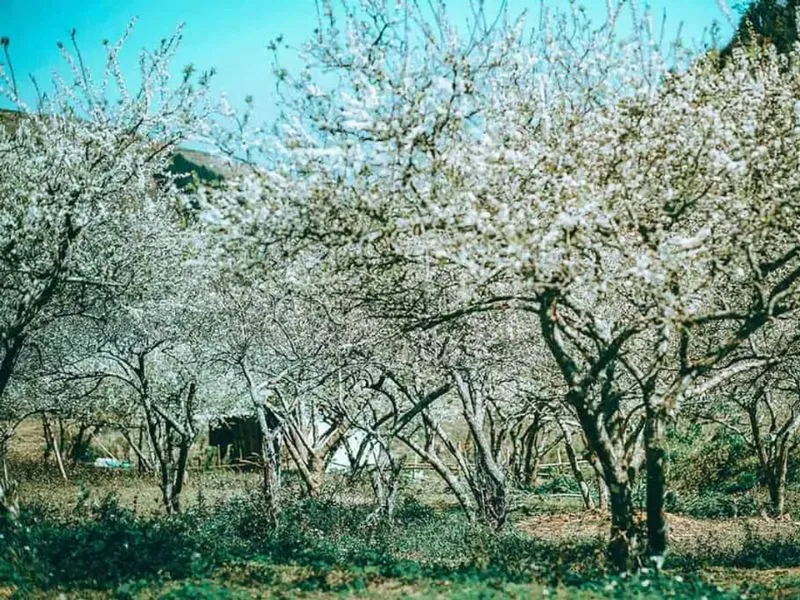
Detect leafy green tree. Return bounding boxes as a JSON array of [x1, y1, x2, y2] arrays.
[[723, 0, 798, 56]]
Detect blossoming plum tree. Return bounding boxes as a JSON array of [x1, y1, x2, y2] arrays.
[[38, 201, 232, 514], [202, 0, 800, 569], [0, 23, 211, 515]]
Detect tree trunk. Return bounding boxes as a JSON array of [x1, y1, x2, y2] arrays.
[[255, 404, 282, 526], [453, 369, 508, 530], [160, 471, 175, 514], [596, 472, 609, 510], [142, 405, 193, 515], [587, 451, 609, 510], [561, 426, 594, 510], [644, 405, 668, 563], [42, 412, 68, 482], [168, 437, 191, 514], [143, 406, 172, 514], [42, 414, 53, 464], [307, 453, 324, 498], [398, 432, 476, 520], [283, 433, 331, 499], [517, 416, 543, 488], [571, 399, 639, 571], [121, 427, 153, 473], [283, 437, 318, 498], [368, 452, 402, 520], [471, 460, 508, 529], [0, 438, 18, 525], [0, 334, 25, 404], [767, 447, 789, 516], [260, 441, 281, 523], [69, 423, 99, 464], [608, 479, 638, 571], [767, 475, 785, 517], [137, 423, 147, 472]]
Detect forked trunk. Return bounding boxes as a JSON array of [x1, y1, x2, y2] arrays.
[[368, 458, 402, 520], [572, 403, 639, 571], [472, 464, 508, 530], [156, 437, 191, 515], [255, 404, 282, 526], [142, 401, 195, 515]]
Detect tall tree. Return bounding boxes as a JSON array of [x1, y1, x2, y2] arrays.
[[723, 0, 798, 56], [203, 0, 800, 569], [0, 23, 211, 515]]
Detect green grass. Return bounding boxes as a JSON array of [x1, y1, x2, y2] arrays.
[[4, 446, 800, 599], [2, 491, 790, 599]]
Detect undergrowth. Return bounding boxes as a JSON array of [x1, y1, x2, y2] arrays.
[[0, 492, 782, 598]]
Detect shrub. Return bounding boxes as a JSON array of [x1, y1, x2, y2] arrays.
[[0, 493, 761, 596], [665, 490, 759, 519], [669, 428, 759, 496]]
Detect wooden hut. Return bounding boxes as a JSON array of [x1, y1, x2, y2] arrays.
[[208, 416, 261, 465]]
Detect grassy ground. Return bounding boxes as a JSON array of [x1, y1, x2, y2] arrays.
[[4, 468, 800, 599], [4, 424, 800, 598]]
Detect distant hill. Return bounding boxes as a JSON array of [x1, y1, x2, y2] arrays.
[[168, 150, 227, 189], [0, 107, 23, 131]]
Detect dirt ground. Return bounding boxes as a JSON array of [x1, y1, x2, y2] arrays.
[[518, 511, 800, 555]]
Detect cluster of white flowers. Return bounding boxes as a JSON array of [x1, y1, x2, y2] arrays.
[[194, 0, 800, 566], [4, 0, 800, 568]]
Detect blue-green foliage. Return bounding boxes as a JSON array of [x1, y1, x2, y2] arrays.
[[0, 493, 779, 598]]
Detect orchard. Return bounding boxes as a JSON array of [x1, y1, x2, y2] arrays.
[[2, 1, 800, 597]]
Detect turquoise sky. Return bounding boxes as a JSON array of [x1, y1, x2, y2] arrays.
[[1, 1, 743, 125]]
